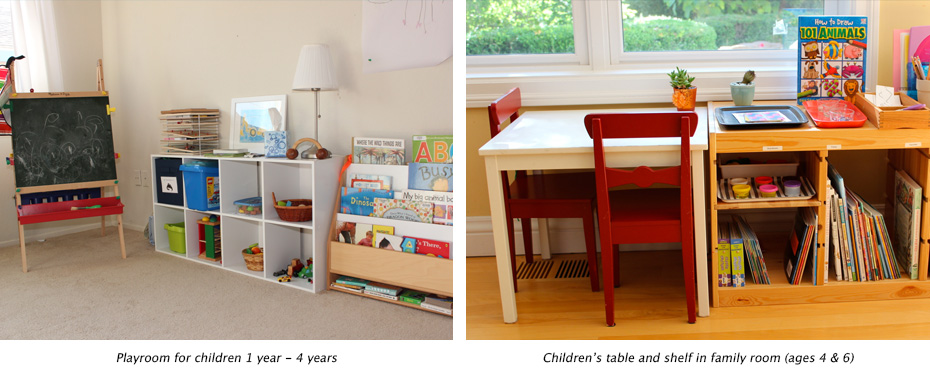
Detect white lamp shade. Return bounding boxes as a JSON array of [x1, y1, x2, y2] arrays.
[[292, 44, 336, 91]]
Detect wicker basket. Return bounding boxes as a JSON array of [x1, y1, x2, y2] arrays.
[[242, 248, 264, 271], [272, 192, 313, 222]]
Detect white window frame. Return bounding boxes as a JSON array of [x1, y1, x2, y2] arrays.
[[466, 0, 878, 108]]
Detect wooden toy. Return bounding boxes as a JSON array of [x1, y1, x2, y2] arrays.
[[197, 216, 221, 262]]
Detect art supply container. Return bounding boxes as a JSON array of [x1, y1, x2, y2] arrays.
[[783, 180, 802, 197], [164, 222, 186, 254], [919, 80, 930, 106], [759, 184, 778, 198], [755, 176, 773, 185], [179, 160, 220, 211], [234, 197, 262, 215], [732, 184, 751, 199], [729, 177, 749, 186]]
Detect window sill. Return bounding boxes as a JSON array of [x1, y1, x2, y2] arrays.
[[467, 64, 800, 108]]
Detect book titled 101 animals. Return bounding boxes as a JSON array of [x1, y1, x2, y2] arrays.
[[797, 15, 868, 104]]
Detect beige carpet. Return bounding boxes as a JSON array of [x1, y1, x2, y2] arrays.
[[0, 227, 452, 339]]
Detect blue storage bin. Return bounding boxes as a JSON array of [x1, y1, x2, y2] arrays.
[[179, 161, 220, 211]]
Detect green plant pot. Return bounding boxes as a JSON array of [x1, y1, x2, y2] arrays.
[[730, 82, 755, 106]]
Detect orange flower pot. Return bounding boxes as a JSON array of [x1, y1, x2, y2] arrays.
[[672, 87, 697, 111]]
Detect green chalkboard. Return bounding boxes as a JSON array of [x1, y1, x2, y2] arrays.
[[10, 95, 117, 187]]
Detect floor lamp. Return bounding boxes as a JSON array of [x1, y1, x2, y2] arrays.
[[292, 44, 336, 157]]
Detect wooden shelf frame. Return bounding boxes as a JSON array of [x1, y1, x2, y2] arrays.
[[709, 100, 930, 308]]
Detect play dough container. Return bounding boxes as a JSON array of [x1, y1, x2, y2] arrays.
[[729, 177, 749, 186], [759, 184, 779, 197], [784, 180, 802, 197], [755, 176, 773, 185], [732, 184, 751, 199]]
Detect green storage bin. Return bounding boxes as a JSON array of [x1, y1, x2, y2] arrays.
[[164, 222, 186, 254]]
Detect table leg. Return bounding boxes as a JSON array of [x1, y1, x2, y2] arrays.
[[692, 150, 709, 317], [486, 156, 517, 323]]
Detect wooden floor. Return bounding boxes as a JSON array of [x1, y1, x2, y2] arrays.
[[467, 252, 930, 340]]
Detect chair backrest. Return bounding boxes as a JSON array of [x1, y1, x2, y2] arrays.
[[488, 87, 521, 137], [584, 112, 698, 191]]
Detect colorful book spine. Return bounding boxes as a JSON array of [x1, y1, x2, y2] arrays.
[[717, 222, 731, 287], [363, 289, 399, 300], [412, 135, 453, 163], [729, 220, 745, 287], [412, 237, 451, 259], [366, 282, 402, 296], [331, 283, 363, 293], [398, 290, 427, 305], [335, 276, 369, 287]]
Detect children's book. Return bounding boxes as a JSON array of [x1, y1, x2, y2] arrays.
[[407, 162, 453, 192], [728, 219, 746, 287], [340, 187, 394, 216], [412, 135, 453, 163], [372, 198, 433, 223], [349, 174, 392, 190], [331, 283, 364, 293], [797, 16, 868, 104], [413, 237, 451, 259], [398, 290, 427, 305], [785, 208, 816, 285], [363, 289, 399, 300], [354, 223, 374, 247], [365, 282, 402, 296], [717, 221, 731, 287], [374, 233, 404, 251], [334, 221, 354, 243], [335, 276, 369, 287], [421, 296, 453, 314], [401, 237, 418, 253], [352, 137, 405, 165], [894, 169, 922, 280], [399, 190, 453, 225], [372, 225, 395, 248]]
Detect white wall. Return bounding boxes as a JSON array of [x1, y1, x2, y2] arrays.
[[0, 1, 104, 246], [1, 0, 452, 245]]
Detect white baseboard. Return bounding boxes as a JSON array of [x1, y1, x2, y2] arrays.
[[0, 220, 145, 248]]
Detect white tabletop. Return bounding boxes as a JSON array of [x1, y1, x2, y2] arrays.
[[479, 107, 709, 156]]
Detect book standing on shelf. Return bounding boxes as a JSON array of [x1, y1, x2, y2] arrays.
[[717, 222, 731, 287], [734, 215, 770, 285], [412, 135, 453, 163], [349, 174, 392, 190], [728, 221, 746, 287], [797, 15, 868, 104], [340, 187, 394, 216], [399, 190, 453, 225], [408, 162, 453, 192], [399, 290, 427, 306], [894, 169, 922, 280], [785, 207, 817, 285], [372, 198, 433, 223], [352, 137, 405, 165]]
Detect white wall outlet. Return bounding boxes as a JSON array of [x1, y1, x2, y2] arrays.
[[141, 170, 150, 187], [132, 170, 142, 186]]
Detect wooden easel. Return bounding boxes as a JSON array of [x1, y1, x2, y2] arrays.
[[12, 59, 126, 272]]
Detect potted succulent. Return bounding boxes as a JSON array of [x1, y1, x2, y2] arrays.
[[668, 67, 697, 111], [730, 70, 756, 106]]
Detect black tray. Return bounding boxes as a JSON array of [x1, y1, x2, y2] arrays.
[[715, 105, 810, 129]]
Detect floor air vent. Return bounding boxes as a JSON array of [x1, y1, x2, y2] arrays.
[[516, 258, 589, 279]]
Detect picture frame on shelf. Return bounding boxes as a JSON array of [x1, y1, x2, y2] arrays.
[[229, 95, 287, 153]]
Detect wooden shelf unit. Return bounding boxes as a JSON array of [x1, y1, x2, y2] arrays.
[[149, 154, 342, 293], [326, 162, 453, 316], [709, 101, 930, 308]]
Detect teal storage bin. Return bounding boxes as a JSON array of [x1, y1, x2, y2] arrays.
[[179, 160, 220, 211]]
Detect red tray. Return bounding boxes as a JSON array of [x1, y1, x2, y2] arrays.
[[17, 197, 124, 225], [802, 99, 867, 128]]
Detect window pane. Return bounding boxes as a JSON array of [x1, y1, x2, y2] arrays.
[[621, 0, 824, 52], [466, 0, 574, 56]]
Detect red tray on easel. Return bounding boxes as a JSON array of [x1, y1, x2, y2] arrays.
[[802, 99, 867, 128], [17, 197, 124, 225]]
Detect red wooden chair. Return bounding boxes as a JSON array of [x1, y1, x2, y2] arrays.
[[584, 112, 698, 326], [488, 88, 602, 292]]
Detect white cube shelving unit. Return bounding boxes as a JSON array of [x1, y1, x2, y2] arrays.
[[150, 154, 342, 293]]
